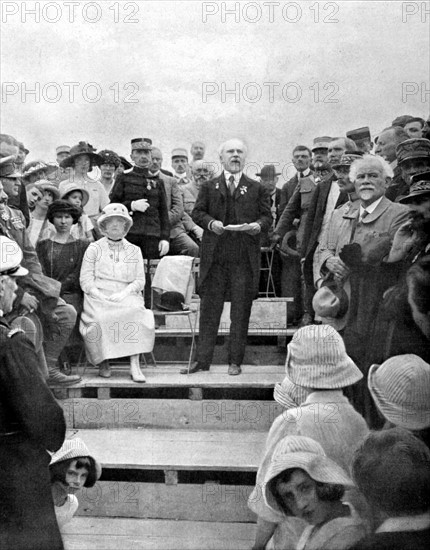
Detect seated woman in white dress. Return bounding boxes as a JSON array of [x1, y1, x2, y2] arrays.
[[79, 203, 155, 382]]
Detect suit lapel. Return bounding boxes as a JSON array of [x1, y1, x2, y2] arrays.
[[216, 173, 227, 198], [234, 174, 250, 200], [362, 197, 390, 224]]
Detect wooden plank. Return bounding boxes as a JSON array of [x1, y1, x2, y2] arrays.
[[67, 398, 282, 431], [74, 482, 256, 523], [74, 429, 266, 471], [51, 365, 285, 392], [165, 298, 292, 331], [62, 517, 256, 550]]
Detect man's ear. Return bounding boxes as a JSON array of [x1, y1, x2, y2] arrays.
[[384, 176, 391, 188]]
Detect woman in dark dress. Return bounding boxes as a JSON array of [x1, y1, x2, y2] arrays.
[[36, 200, 88, 314]]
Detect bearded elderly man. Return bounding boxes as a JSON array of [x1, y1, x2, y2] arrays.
[[318, 155, 409, 383], [183, 138, 272, 376]]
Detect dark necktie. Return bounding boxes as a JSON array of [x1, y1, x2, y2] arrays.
[[299, 171, 304, 178], [228, 175, 235, 196], [360, 209, 369, 222]]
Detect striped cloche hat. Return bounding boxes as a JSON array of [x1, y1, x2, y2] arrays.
[[368, 354, 430, 430], [264, 435, 354, 515], [285, 325, 363, 389], [50, 437, 102, 481]]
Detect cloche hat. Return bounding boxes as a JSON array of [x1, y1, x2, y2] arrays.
[[264, 435, 353, 515], [97, 203, 133, 233], [368, 354, 430, 430], [285, 325, 363, 389]]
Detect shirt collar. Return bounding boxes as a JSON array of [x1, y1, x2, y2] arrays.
[[298, 168, 312, 177], [390, 159, 398, 170], [376, 512, 430, 533], [224, 171, 243, 185], [305, 390, 346, 403], [360, 195, 383, 216]]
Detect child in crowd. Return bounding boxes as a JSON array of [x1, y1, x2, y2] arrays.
[[264, 436, 368, 550], [49, 438, 101, 530], [61, 182, 94, 241]]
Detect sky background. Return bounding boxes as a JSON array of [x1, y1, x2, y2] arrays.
[[1, 0, 429, 178]]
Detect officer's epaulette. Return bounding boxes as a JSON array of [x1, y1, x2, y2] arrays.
[[123, 168, 133, 174], [7, 328, 25, 338]]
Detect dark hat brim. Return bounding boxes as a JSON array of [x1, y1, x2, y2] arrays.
[[398, 189, 430, 203], [60, 152, 103, 169]]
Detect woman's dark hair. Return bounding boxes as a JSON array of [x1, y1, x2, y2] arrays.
[[47, 200, 82, 224], [268, 467, 345, 516], [50, 456, 98, 488], [407, 256, 430, 315]]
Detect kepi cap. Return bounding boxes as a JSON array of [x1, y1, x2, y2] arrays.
[[312, 136, 332, 151], [0, 156, 21, 178], [171, 148, 188, 159], [396, 138, 430, 165], [0, 236, 28, 276], [131, 138, 152, 151], [56, 145, 71, 155], [346, 127, 371, 142]]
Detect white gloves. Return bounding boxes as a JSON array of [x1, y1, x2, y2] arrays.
[[159, 240, 169, 257], [108, 289, 130, 302], [88, 288, 103, 299], [193, 226, 204, 240], [131, 199, 150, 213]]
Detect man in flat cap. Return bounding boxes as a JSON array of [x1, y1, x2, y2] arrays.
[[346, 127, 373, 154], [375, 126, 410, 201], [171, 148, 191, 185], [0, 235, 66, 550], [184, 138, 271, 376], [110, 138, 170, 305], [404, 117, 425, 139]]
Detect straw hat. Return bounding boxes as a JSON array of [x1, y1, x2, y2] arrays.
[[50, 437, 102, 482], [264, 435, 353, 515], [22, 160, 57, 180], [60, 182, 90, 207], [274, 375, 309, 410], [97, 203, 133, 234], [368, 354, 430, 430], [285, 325, 362, 389], [33, 179, 61, 201]]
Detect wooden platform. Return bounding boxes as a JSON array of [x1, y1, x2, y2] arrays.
[[54, 365, 286, 391], [72, 429, 266, 472], [62, 517, 256, 550]]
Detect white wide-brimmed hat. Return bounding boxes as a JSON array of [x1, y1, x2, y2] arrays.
[[97, 203, 133, 233], [0, 236, 28, 277], [263, 435, 354, 515], [368, 354, 430, 430], [286, 325, 362, 389]]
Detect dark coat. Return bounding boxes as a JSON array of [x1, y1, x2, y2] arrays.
[[278, 175, 299, 216], [0, 206, 61, 317], [191, 173, 272, 296], [0, 318, 66, 550], [385, 164, 409, 202], [110, 166, 170, 241], [301, 175, 348, 285]]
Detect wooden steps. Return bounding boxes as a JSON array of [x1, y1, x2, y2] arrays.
[[62, 517, 256, 550], [72, 429, 266, 472]]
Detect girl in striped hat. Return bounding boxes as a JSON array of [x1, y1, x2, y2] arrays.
[[50, 437, 101, 530]]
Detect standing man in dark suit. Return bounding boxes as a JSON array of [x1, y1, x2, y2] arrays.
[[182, 139, 271, 375]]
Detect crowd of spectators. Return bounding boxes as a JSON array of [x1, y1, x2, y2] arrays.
[[1, 114, 430, 548]]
